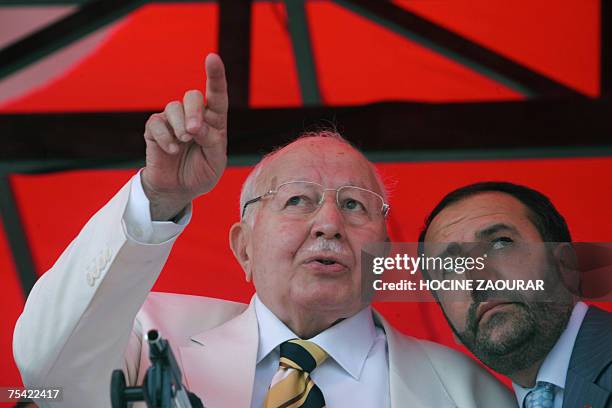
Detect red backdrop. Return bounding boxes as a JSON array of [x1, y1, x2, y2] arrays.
[[0, 0, 599, 112], [0, 0, 605, 396]]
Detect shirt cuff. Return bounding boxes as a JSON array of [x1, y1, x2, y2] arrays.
[[123, 170, 192, 244]]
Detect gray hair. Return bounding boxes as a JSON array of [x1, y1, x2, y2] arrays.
[[239, 130, 388, 225]]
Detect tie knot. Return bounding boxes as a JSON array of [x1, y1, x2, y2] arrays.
[[536, 381, 555, 391], [279, 339, 328, 373], [524, 381, 556, 408]]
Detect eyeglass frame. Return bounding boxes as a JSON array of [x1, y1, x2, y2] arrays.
[[240, 180, 390, 221]]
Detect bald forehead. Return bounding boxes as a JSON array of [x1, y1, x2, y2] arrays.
[[256, 137, 382, 193], [278, 136, 359, 159]]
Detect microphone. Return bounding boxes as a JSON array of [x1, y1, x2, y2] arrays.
[[111, 330, 204, 408]]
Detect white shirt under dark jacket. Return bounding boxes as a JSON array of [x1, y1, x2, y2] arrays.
[[125, 172, 391, 407], [512, 302, 588, 408]]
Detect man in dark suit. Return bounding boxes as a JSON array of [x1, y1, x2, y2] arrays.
[[418, 182, 612, 408]]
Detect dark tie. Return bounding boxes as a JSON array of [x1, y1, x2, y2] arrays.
[[263, 339, 328, 408]]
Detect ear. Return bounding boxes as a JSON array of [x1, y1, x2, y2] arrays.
[[553, 243, 580, 296], [229, 221, 253, 282]]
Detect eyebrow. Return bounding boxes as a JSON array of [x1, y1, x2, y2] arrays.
[[430, 223, 520, 259], [475, 223, 520, 239]]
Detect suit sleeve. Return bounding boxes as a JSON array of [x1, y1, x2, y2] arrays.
[[13, 176, 188, 407]]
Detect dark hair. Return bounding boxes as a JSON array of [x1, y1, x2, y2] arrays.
[[418, 181, 571, 244]]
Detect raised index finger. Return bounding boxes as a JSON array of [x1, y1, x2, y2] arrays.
[[204, 53, 228, 115]]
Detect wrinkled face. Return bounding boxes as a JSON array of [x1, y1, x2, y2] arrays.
[[244, 139, 388, 318], [423, 192, 573, 375]]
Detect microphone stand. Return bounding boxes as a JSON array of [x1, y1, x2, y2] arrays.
[[110, 330, 204, 408]]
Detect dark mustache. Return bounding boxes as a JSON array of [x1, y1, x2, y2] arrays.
[[471, 289, 523, 304]]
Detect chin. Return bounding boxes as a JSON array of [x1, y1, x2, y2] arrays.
[[485, 323, 523, 345], [294, 286, 359, 313]]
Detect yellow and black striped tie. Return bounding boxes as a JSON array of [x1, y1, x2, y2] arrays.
[[264, 339, 328, 408]]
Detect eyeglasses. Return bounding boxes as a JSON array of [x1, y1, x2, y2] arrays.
[[241, 180, 390, 225]]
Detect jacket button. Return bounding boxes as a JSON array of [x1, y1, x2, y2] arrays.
[[86, 272, 95, 287], [105, 247, 112, 262], [91, 264, 101, 279]]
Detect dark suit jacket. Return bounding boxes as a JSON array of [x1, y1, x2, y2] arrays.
[[563, 306, 612, 408]]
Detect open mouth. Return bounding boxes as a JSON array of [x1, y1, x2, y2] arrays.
[[304, 255, 348, 272]]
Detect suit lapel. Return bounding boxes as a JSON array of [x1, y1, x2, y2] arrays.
[[563, 306, 612, 408], [563, 372, 610, 408], [178, 298, 259, 408], [373, 311, 455, 407]]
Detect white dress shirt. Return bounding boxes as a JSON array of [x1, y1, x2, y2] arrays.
[[124, 171, 391, 407], [512, 301, 588, 408], [252, 296, 389, 408]]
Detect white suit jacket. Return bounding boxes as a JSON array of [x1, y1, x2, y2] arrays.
[[13, 180, 516, 407]]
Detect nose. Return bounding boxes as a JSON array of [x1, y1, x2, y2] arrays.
[[311, 193, 344, 240], [469, 258, 501, 302]]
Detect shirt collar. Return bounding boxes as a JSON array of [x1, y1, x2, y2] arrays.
[[254, 295, 378, 380], [513, 301, 588, 407]]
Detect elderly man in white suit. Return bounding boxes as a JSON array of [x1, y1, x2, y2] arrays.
[[13, 54, 514, 408]]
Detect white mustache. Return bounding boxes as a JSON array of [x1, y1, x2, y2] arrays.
[[301, 239, 349, 256]]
